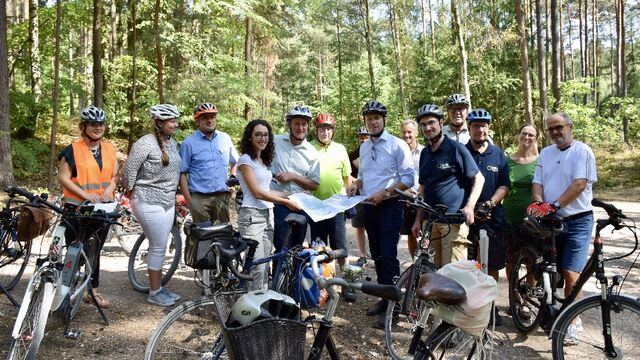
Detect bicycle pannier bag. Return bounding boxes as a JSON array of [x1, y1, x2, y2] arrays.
[[17, 206, 53, 242], [184, 221, 236, 269]]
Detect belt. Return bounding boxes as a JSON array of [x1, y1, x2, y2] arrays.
[[192, 191, 229, 196], [562, 210, 592, 222]]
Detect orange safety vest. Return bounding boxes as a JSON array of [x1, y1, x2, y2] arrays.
[[62, 140, 117, 206]]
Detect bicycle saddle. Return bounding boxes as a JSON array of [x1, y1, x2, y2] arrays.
[[284, 213, 307, 226], [416, 272, 467, 306]]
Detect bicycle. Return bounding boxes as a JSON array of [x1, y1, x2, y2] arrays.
[[6, 186, 121, 360], [103, 193, 142, 255], [383, 189, 466, 360], [548, 199, 640, 359], [143, 213, 308, 359]]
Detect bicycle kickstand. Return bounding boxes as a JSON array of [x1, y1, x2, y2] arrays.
[[0, 284, 20, 307], [87, 286, 110, 326]]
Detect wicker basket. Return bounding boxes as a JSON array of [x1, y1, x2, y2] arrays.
[[213, 291, 306, 360]]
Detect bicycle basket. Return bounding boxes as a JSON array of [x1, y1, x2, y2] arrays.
[[17, 205, 53, 242], [183, 221, 238, 269], [213, 291, 306, 360]]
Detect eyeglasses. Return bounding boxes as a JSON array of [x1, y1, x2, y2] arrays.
[[546, 124, 569, 133], [449, 107, 467, 113], [520, 132, 537, 138], [253, 132, 269, 138]]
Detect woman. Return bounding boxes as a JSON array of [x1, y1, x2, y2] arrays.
[[121, 104, 182, 307], [58, 106, 118, 309], [503, 124, 539, 279], [236, 119, 301, 290]]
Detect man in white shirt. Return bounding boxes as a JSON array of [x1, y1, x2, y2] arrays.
[[399, 119, 424, 259]]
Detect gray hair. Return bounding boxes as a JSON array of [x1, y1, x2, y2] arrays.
[[547, 112, 573, 125], [401, 119, 419, 130]]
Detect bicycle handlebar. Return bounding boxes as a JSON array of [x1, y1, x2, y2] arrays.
[[394, 188, 465, 223], [214, 237, 257, 281], [592, 198, 627, 220], [5, 186, 64, 214]]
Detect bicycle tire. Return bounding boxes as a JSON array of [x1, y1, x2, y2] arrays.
[[144, 296, 226, 360], [508, 246, 543, 334], [128, 226, 182, 293], [551, 294, 640, 359], [8, 280, 56, 360], [418, 323, 486, 360], [385, 259, 437, 360], [0, 228, 32, 290]]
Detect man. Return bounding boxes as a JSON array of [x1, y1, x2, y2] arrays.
[[310, 113, 354, 301], [528, 112, 597, 344], [443, 94, 471, 144], [271, 105, 321, 252], [180, 102, 238, 224], [348, 127, 370, 267], [464, 108, 510, 325], [399, 120, 424, 259], [411, 104, 484, 268], [346, 100, 414, 328]]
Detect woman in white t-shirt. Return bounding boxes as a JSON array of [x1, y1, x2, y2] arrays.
[[237, 119, 301, 290]]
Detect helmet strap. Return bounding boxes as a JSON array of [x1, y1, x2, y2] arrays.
[[428, 131, 443, 145]]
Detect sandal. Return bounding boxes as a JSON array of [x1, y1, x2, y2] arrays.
[[84, 291, 111, 309]]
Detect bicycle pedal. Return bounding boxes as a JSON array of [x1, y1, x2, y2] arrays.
[[64, 329, 82, 340], [527, 287, 545, 299]]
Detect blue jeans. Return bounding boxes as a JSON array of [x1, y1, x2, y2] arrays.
[[557, 213, 594, 273], [362, 198, 403, 285], [273, 204, 309, 253], [310, 212, 347, 253]]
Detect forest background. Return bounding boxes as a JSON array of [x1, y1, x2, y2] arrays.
[[0, 0, 639, 199]]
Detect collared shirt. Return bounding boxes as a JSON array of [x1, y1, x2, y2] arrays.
[[443, 124, 470, 144], [179, 129, 239, 193], [419, 136, 479, 213], [409, 143, 424, 192], [311, 140, 351, 200], [533, 140, 597, 217], [358, 130, 414, 197], [465, 142, 510, 225], [270, 134, 321, 194]]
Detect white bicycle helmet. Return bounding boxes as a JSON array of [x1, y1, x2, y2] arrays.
[[149, 104, 181, 121], [80, 106, 106, 123], [230, 290, 297, 326]]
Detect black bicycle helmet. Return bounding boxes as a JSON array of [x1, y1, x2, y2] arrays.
[[415, 104, 444, 121], [445, 94, 470, 108], [522, 216, 567, 239], [356, 126, 368, 135], [286, 106, 312, 121], [361, 100, 387, 117], [80, 106, 106, 123], [467, 108, 492, 124]]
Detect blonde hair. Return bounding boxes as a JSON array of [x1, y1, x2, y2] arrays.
[[516, 124, 539, 157], [153, 121, 170, 166]]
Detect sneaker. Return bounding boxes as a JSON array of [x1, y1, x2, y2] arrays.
[[563, 320, 583, 346], [366, 300, 388, 316], [160, 287, 181, 302], [355, 257, 367, 268], [374, 313, 398, 329], [342, 287, 357, 303], [148, 289, 176, 307]]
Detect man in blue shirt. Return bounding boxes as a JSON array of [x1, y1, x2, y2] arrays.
[[346, 100, 414, 327], [179, 103, 238, 224], [411, 104, 484, 268]]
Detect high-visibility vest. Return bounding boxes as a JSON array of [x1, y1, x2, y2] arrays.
[[62, 140, 117, 206]]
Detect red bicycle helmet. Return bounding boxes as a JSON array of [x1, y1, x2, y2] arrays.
[[314, 113, 336, 128]]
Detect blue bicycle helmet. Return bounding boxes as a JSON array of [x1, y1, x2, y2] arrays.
[[286, 106, 312, 121], [445, 94, 470, 108], [467, 108, 492, 124], [415, 104, 444, 121], [361, 100, 387, 117]]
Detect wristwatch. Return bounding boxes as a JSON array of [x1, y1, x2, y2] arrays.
[[552, 200, 561, 209]]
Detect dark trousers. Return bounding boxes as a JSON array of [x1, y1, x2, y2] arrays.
[[310, 212, 347, 253], [362, 198, 403, 285], [273, 204, 310, 253]]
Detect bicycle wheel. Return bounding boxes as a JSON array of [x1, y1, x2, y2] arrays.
[[551, 294, 640, 359], [128, 226, 182, 293], [144, 297, 226, 360], [420, 323, 486, 360], [385, 259, 437, 360], [0, 228, 32, 290], [8, 280, 56, 360], [508, 246, 543, 334], [114, 212, 142, 255]]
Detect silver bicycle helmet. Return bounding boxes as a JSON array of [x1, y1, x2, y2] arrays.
[[445, 94, 470, 108], [149, 104, 181, 121], [286, 106, 312, 121], [80, 106, 106, 123]]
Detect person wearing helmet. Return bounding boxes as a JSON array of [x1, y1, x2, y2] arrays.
[[270, 105, 320, 252], [309, 113, 354, 301], [411, 104, 484, 270], [179, 102, 239, 225], [122, 103, 182, 306], [464, 108, 510, 326], [443, 93, 471, 144], [399, 119, 424, 261], [348, 126, 371, 268], [527, 113, 597, 343], [58, 106, 119, 309], [346, 100, 414, 327]]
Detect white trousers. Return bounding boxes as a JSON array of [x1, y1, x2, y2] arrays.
[[131, 198, 175, 271]]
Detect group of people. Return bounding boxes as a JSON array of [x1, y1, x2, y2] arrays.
[[57, 94, 597, 342]]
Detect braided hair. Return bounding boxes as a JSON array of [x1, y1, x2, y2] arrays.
[[154, 121, 170, 166]]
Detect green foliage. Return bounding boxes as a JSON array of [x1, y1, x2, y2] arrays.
[[11, 138, 51, 182]]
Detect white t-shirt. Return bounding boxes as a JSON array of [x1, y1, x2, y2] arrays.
[[533, 140, 597, 217], [237, 154, 274, 210]]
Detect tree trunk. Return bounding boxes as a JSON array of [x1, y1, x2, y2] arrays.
[[535, 0, 548, 120], [317, 53, 324, 101], [550, 0, 562, 111], [558, 0, 563, 81], [582, 0, 588, 104], [360, 0, 376, 98], [616, 0, 628, 143], [578, 0, 584, 77], [336, 0, 344, 142], [591, 0, 598, 109], [127, 0, 137, 152], [28, 0, 41, 105], [451, 0, 471, 109], [428, 0, 436, 57], [517, 0, 534, 124], [92, 0, 103, 107], [388, 0, 407, 118], [47, 0, 62, 192], [69, 32, 75, 116], [567, 3, 576, 80], [153, 0, 164, 103], [79, 28, 87, 110], [420, 0, 426, 52], [244, 16, 252, 120], [110, 0, 117, 61], [0, 0, 15, 187]]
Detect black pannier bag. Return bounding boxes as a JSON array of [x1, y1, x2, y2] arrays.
[[184, 221, 238, 269]]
